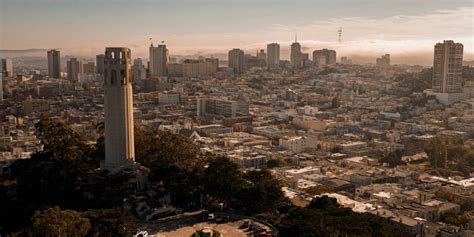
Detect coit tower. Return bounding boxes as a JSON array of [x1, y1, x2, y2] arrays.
[[103, 47, 135, 172]]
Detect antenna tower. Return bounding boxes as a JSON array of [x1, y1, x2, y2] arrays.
[[338, 27, 342, 43]]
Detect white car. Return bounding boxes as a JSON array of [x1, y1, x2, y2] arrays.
[[135, 231, 148, 237], [208, 213, 215, 220]]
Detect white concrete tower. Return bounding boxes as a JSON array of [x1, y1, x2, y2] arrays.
[[103, 47, 135, 172]]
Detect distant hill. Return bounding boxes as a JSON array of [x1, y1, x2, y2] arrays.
[[0, 48, 50, 58], [463, 60, 474, 67]]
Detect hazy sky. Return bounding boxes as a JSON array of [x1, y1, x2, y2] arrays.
[[0, 0, 473, 64]]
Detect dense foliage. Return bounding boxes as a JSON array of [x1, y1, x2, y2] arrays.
[[425, 138, 474, 176], [277, 196, 409, 237], [1, 119, 139, 236], [379, 150, 404, 167], [0, 119, 287, 235]]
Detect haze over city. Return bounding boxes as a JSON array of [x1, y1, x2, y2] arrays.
[[1, 0, 473, 65]]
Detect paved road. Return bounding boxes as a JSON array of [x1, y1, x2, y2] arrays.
[[137, 211, 274, 237]]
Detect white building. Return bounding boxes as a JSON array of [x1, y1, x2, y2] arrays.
[[279, 136, 318, 153]]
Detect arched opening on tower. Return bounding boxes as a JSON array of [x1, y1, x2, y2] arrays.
[[120, 69, 125, 84]]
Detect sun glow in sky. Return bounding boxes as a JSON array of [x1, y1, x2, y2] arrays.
[[0, 0, 473, 64]]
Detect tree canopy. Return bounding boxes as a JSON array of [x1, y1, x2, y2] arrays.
[[277, 196, 409, 237], [27, 206, 91, 237]]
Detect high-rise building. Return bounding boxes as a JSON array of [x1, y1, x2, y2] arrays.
[[245, 54, 266, 69], [132, 58, 146, 80], [257, 49, 266, 62], [168, 63, 183, 77], [83, 62, 95, 74], [341, 57, 352, 65], [0, 58, 13, 78], [267, 43, 280, 66], [96, 54, 105, 75], [228, 48, 245, 74], [432, 41, 463, 93], [149, 44, 170, 77], [47, 50, 61, 79], [312, 49, 336, 67], [66, 58, 83, 82], [182, 58, 218, 77], [103, 47, 135, 171], [290, 38, 309, 68], [290, 42, 302, 67], [376, 54, 390, 67]]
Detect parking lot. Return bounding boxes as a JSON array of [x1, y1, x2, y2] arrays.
[[137, 211, 276, 237], [151, 220, 247, 237]]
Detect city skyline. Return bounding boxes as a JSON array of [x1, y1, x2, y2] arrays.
[[0, 0, 473, 65]]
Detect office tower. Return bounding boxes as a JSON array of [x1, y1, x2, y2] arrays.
[[433, 41, 463, 93], [312, 49, 337, 67], [66, 58, 83, 82], [341, 57, 352, 65], [133, 58, 143, 67], [205, 58, 219, 75], [290, 35, 309, 68], [257, 49, 266, 62], [228, 48, 245, 74], [149, 43, 170, 77], [47, 50, 61, 78], [290, 41, 302, 67], [83, 62, 95, 74], [132, 58, 146, 80], [0, 58, 13, 77], [96, 54, 105, 75], [245, 54, 266, 69], [168, 63, 183, 77], [267, 43, 280, 66], [182, 58, 218, 77], [103, 47, 135, 171], [376, 54, 390, 67]]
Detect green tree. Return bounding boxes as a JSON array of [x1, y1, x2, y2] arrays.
[[380, 150, 404, 167], [27, 207, 91, 237], [8, 118, 133, 233], [446, 144, 468, 162], [204, 157, 243, 205], [266, 158, 283, 168], [162, 165, 205, 209], [135, 128, 205, 179], [35, 119, 88, 160], [305, 185, 332, 196], [85, 208, 139, 237], [425, 138, 448, 169], [277, 196, 408, 237], [233, 169, 287, 215]]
